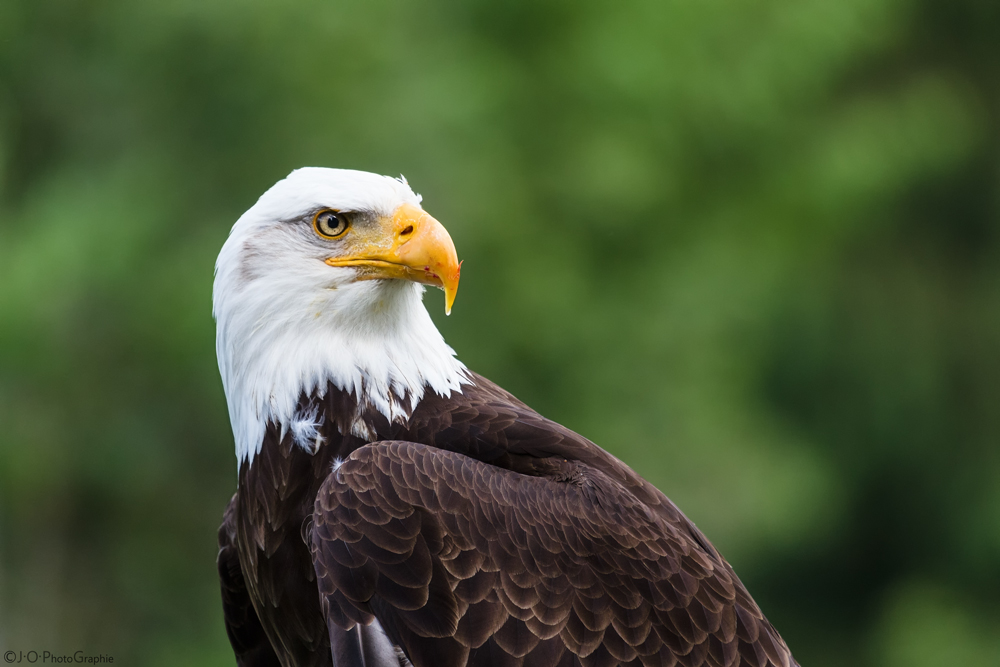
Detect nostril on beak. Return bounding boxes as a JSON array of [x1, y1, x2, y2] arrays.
[[400, 225, 414, 237]]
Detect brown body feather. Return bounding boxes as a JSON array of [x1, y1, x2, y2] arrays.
[[218, 373, 796, 667]]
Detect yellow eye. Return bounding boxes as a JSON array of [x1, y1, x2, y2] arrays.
[[313, 209, 349, 238]]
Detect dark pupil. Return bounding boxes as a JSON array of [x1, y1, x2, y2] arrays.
[[322, 213, 341, 233]]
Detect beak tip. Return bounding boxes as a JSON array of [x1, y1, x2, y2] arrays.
[[443, 260, 461, 316]]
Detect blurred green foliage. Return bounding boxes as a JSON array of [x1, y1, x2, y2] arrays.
[[1, 0, 999, 664]]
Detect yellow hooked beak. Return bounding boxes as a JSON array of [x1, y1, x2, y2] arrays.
[[324, 203, 462, 315]]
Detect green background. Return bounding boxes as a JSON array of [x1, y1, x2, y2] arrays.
[[1, 0, 999, 664]]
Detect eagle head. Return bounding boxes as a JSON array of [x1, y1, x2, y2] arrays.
[[213, 168, 468, 467]]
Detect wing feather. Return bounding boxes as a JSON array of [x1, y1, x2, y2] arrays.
[[310, 441, 796, 667], [217, 495, 281, 667]]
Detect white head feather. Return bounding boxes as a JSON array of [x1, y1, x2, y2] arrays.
[[213, 168, 468, 468]]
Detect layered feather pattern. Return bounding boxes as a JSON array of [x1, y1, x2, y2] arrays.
[[310, 440, 794, 667]]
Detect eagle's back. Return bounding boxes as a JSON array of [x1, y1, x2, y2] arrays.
[[219, 374, 796, 667]]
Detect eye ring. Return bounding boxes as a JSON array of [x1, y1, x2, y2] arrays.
[[313, 209, 350, 239]]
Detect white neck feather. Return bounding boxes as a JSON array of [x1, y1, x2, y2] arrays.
[[215, 276, 467, 467]]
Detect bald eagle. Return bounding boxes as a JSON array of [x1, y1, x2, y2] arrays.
[[214, 168, 797, 667]]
